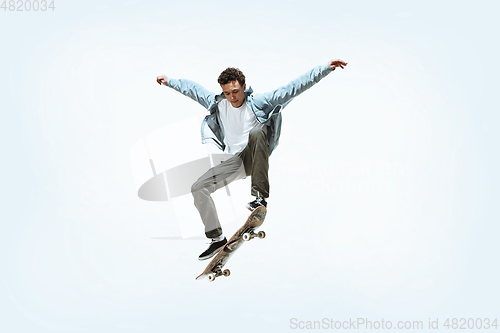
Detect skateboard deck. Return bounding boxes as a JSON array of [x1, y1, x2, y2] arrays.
[[196, 206, 267, 281]]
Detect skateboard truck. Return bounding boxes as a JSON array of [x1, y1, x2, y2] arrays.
[[208, 265, 231, 282], [242, 230, 266, 241]]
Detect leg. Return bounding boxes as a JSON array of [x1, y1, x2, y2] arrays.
[[191, 154, 246, 238], [239, 127, 270, 198]]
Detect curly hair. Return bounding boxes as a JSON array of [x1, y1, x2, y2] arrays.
[[218, 67, 245, 86]]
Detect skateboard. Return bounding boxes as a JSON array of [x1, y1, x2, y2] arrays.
[[196, 206, 267, 282]]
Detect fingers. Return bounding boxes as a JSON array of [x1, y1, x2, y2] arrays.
[[157, 75, 168, 85], [330, 59, 348, 69]]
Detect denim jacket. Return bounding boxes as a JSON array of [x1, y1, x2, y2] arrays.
[[166, 63, 334, 155]]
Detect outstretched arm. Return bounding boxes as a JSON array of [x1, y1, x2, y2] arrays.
[[256, 59, 348, 110], [156, 74, 216, 110]]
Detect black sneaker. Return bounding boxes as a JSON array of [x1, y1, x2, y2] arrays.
[[246, 197, 267, 211], [198, 237, 227, 261]]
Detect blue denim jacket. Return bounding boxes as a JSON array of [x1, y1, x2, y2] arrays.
[[166, 63, 334, 155]]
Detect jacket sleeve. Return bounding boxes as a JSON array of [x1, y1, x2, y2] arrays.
[[255, 63, 334, 110], [166, 78, 216, 110]]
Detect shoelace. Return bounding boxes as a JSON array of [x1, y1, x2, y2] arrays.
[[253, 197, 263, 204]]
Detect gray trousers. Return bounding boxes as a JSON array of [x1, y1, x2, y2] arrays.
[[191, 127, 269, 238]]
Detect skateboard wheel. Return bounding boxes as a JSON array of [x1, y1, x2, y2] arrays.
[[258, 231, 266, 239], [223, 269, 230, 277], [208, 273, 216, 282], [243, 233, 251, 241]]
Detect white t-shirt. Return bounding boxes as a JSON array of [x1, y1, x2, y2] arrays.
[[218, 99, 266, 155]]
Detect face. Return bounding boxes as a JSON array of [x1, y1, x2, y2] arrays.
[[221, 81, 246, 108]]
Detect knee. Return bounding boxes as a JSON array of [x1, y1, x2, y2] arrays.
[[191, 182, 201, 195], [248, 127, 267, 141], [191, 181, 211, 197]]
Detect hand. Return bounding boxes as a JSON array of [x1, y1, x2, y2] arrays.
[[156, 75, 168, 85], [329, 59, 348, 70]]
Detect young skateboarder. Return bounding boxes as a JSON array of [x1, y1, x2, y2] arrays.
[[156, 59, 348, 260]]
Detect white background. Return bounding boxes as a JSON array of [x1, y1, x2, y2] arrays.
[[1, 0, 499, 332]]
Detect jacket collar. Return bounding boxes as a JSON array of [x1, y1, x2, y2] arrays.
[[244, 86, 254, 97]]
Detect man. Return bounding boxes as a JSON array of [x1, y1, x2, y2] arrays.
[[156, 59, 348, 260]]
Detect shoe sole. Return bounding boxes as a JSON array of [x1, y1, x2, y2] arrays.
[[198, 244, 226, 261]]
